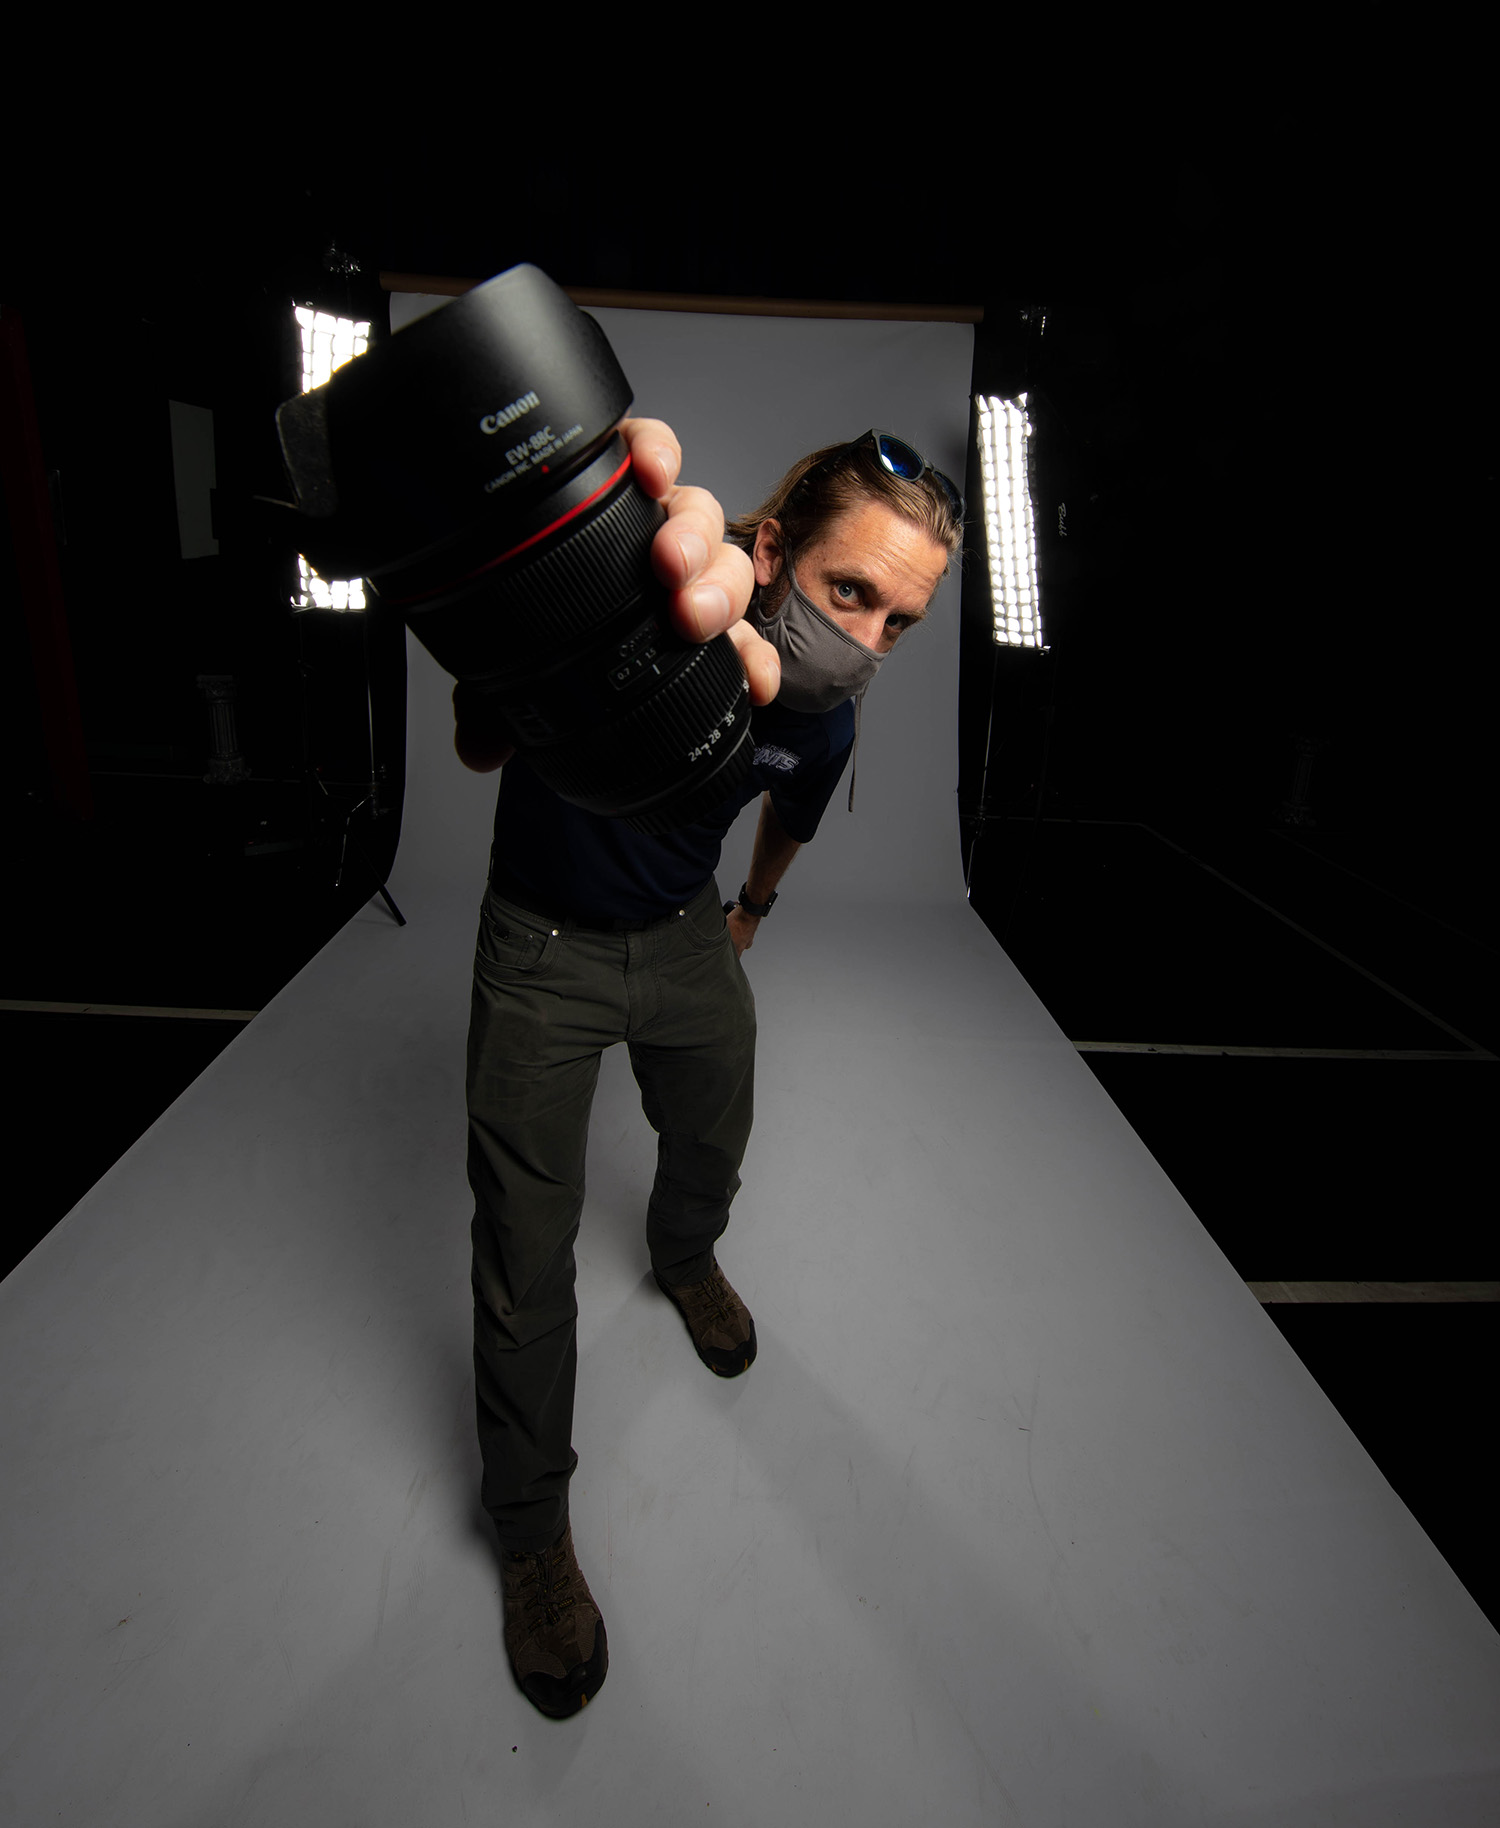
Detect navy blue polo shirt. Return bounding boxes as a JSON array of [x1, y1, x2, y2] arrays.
[[489, 696, 855, 922]]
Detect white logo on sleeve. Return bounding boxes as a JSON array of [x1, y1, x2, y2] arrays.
[[753, 744, 801, 774]]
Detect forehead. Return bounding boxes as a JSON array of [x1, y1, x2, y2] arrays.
[[817, 500, 948, 599]]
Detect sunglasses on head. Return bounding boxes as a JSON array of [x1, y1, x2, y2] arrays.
[[814, 429, 965, 524]]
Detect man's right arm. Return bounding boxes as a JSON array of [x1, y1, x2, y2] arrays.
[[453, 680, 512, 772]]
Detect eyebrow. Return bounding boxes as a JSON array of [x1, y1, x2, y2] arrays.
[[833, 569, 930, 619]]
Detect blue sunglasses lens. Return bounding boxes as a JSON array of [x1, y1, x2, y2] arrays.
[[875, 435, 963, 518], [876, 436, 924, 480]]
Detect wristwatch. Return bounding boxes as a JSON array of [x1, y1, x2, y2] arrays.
[[725, 881, 778, 919]]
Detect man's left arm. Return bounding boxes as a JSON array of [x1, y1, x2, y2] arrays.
[[726, 793, 801, 958]]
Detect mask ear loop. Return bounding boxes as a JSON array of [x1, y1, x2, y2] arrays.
[[848, 684, 867, 812]]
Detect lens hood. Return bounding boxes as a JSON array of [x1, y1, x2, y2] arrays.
[[275, 264, 631, 584]]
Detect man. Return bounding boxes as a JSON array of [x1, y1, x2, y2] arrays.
[[453, 417, 962, 1720]]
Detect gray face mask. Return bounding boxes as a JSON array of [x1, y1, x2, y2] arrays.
[[746, 554, 886, 715]]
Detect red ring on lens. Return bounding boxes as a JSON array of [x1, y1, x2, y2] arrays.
[[379, 449, 635, 609]]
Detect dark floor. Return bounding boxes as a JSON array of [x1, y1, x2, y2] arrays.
[[3, 788, 1496, 1635], [964, 812, 1498, 1636]]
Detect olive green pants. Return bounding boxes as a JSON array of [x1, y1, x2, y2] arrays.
[[466, 870, 757, 1553]]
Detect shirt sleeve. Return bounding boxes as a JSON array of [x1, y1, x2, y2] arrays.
[[768, 737, 854, 843]]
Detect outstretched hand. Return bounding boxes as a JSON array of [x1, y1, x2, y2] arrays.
[[453, 417, 779, 772]]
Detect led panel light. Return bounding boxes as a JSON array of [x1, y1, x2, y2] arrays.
[[976, 393, 1044, 649], [292, 306, 371, 610]]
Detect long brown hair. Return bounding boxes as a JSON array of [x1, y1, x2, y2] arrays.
[[723, 437, 966, 586]]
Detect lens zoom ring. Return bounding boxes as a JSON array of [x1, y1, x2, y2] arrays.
[[528, 634, 750, 810], [620, 727, 756, 835]]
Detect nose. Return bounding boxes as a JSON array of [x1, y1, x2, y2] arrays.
[[848, 611, 887, 652]]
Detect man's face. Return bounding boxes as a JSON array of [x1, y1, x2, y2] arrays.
[[752, 501, 949, 657]]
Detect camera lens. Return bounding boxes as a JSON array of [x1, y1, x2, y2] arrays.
[[272, 263, 754, 833]]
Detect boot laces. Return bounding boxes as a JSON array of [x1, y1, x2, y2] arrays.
[[684, 1269, 734, 1328], [512, 1540, 578, 1628]]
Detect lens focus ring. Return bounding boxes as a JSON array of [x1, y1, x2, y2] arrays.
[[525, 632, 753, 824]]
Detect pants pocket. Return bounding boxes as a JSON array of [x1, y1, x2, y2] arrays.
[[474, 892, 560, 988], [679, 880, 730, 953]]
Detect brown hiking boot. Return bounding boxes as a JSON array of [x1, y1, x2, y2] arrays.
[[500, 1523, 608, 1719], [655, 1257, 757, 1378]]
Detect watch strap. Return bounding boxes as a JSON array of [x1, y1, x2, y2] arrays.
[[735, 881, 777, 918]]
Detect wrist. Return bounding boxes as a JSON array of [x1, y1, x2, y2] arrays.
[[736, 880, 777, 918]]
